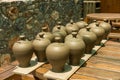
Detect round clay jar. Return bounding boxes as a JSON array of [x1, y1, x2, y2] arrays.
[[32, 33, 51, 62], [90, 23, 105, 45], [65, 20, 79, 34], [52, 21, 67, 33], [52, 22, 67, 42], [52, 31, 64, 42], [46, 37, 69, 72], [12, 35, 33, 67], [65, 32, 85, 66], [99, 19, 111, 39], [36, 27, 54, 42], [76, 18, 88, 29], [65, 30, 82, 41], [78, 27, 97, 54]]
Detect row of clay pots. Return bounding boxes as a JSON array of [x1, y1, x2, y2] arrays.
[[12, 19, 111, 72]]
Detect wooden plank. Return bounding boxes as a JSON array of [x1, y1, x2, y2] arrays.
[[98, 46, 120, 53], [88, 56, 120, 65], [43, 40, 107, 80], [76, 67, 120, 80], [86, 59, 120, 73], [105, 40, 120, 47], [13, 57, 45, 75], [69, 74, 102, 80], [0, 66, 16, 80], [97, 50, 120, 60], [34, 67, 48, 80], [5, 74, 36, 80]]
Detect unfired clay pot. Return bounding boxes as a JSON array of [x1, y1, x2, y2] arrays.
[[36, 27, 54, 42], [52, 22, 67, 42], [12, 35, 33, 67], [33, 33, 51, 62], [65, 32, 85, 65], [52, 21, 67, 32], [65, 20, 79, 34], [65, 30, 81, 41], [99, 19, 111, 39], [52, 31, 64, 42], [90, 23, 105, 45], [78, 27, 97, 54], [46, 37, 69, 72], [76, 18, 88, 29]]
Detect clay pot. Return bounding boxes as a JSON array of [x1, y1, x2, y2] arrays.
[[65, 30, 82, 41], [99, 19, 111, 39], [46, 37, 69, 72], [88, 20, 97, 28], [52, 22, 67, 42], [90, 23, 105, 45], [33, 33, 51, 62], [52, 31, 64, 42], [76, 18, 88, 29], [65, 20, 79, 34], [78, 27, 97, 54], [36, 27, 54, 42], [65, 32, 85, 65], [12, 35, 33, 67], [52, 21, 67, 33]]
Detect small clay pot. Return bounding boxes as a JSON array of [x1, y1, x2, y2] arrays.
[[33, 33, 51, 62], [36, 27, 54, 42], [90, 23, 105, 45], [76, 18, 88, 29], [65, 20, 79, 34], [52, 21, 67, 33], [65, 32, 85, 65], [65, 30, 82, 41], [78, 27, 97, 54], [46, 37, 69, 72], [12, 35, 33, 67], [52, 22, 67, 42], [99, 19, 111, 39]]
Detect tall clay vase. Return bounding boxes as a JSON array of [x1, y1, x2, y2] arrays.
[[12, 35, 33, 67], [33, 33, 51, 62], [90, 23, 105, 45], [99, 19, 111, 39], [36, 26, 54, 42], [46, 37, 69, 72], [65, 32, 85, 66], [65, 20, 79, 34], [78, 27, 97, 54]]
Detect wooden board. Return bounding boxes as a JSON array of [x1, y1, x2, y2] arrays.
[[13, 57, 45, 75], [43, 40, 107, 80], [76, 67, 120, 80]]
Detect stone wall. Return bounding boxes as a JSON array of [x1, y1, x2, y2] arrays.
[[0, 0, 83, 65]]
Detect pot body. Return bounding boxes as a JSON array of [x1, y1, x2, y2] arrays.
[[65, 38, 85, 65], [52, 31, 65, 42], [65, 33, 82, 41], [32, 38, 51, 62], [90, 27, 105, 45], [76, 21, 87, 29], [99, 21, 111, 39], [78, 28, 97, 54], [36, 32, 54, 42], [46, 43, 69, 72], [65, 22, 79, 34], [52, 25, 66, 33], [12, 40, 33, 67]]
